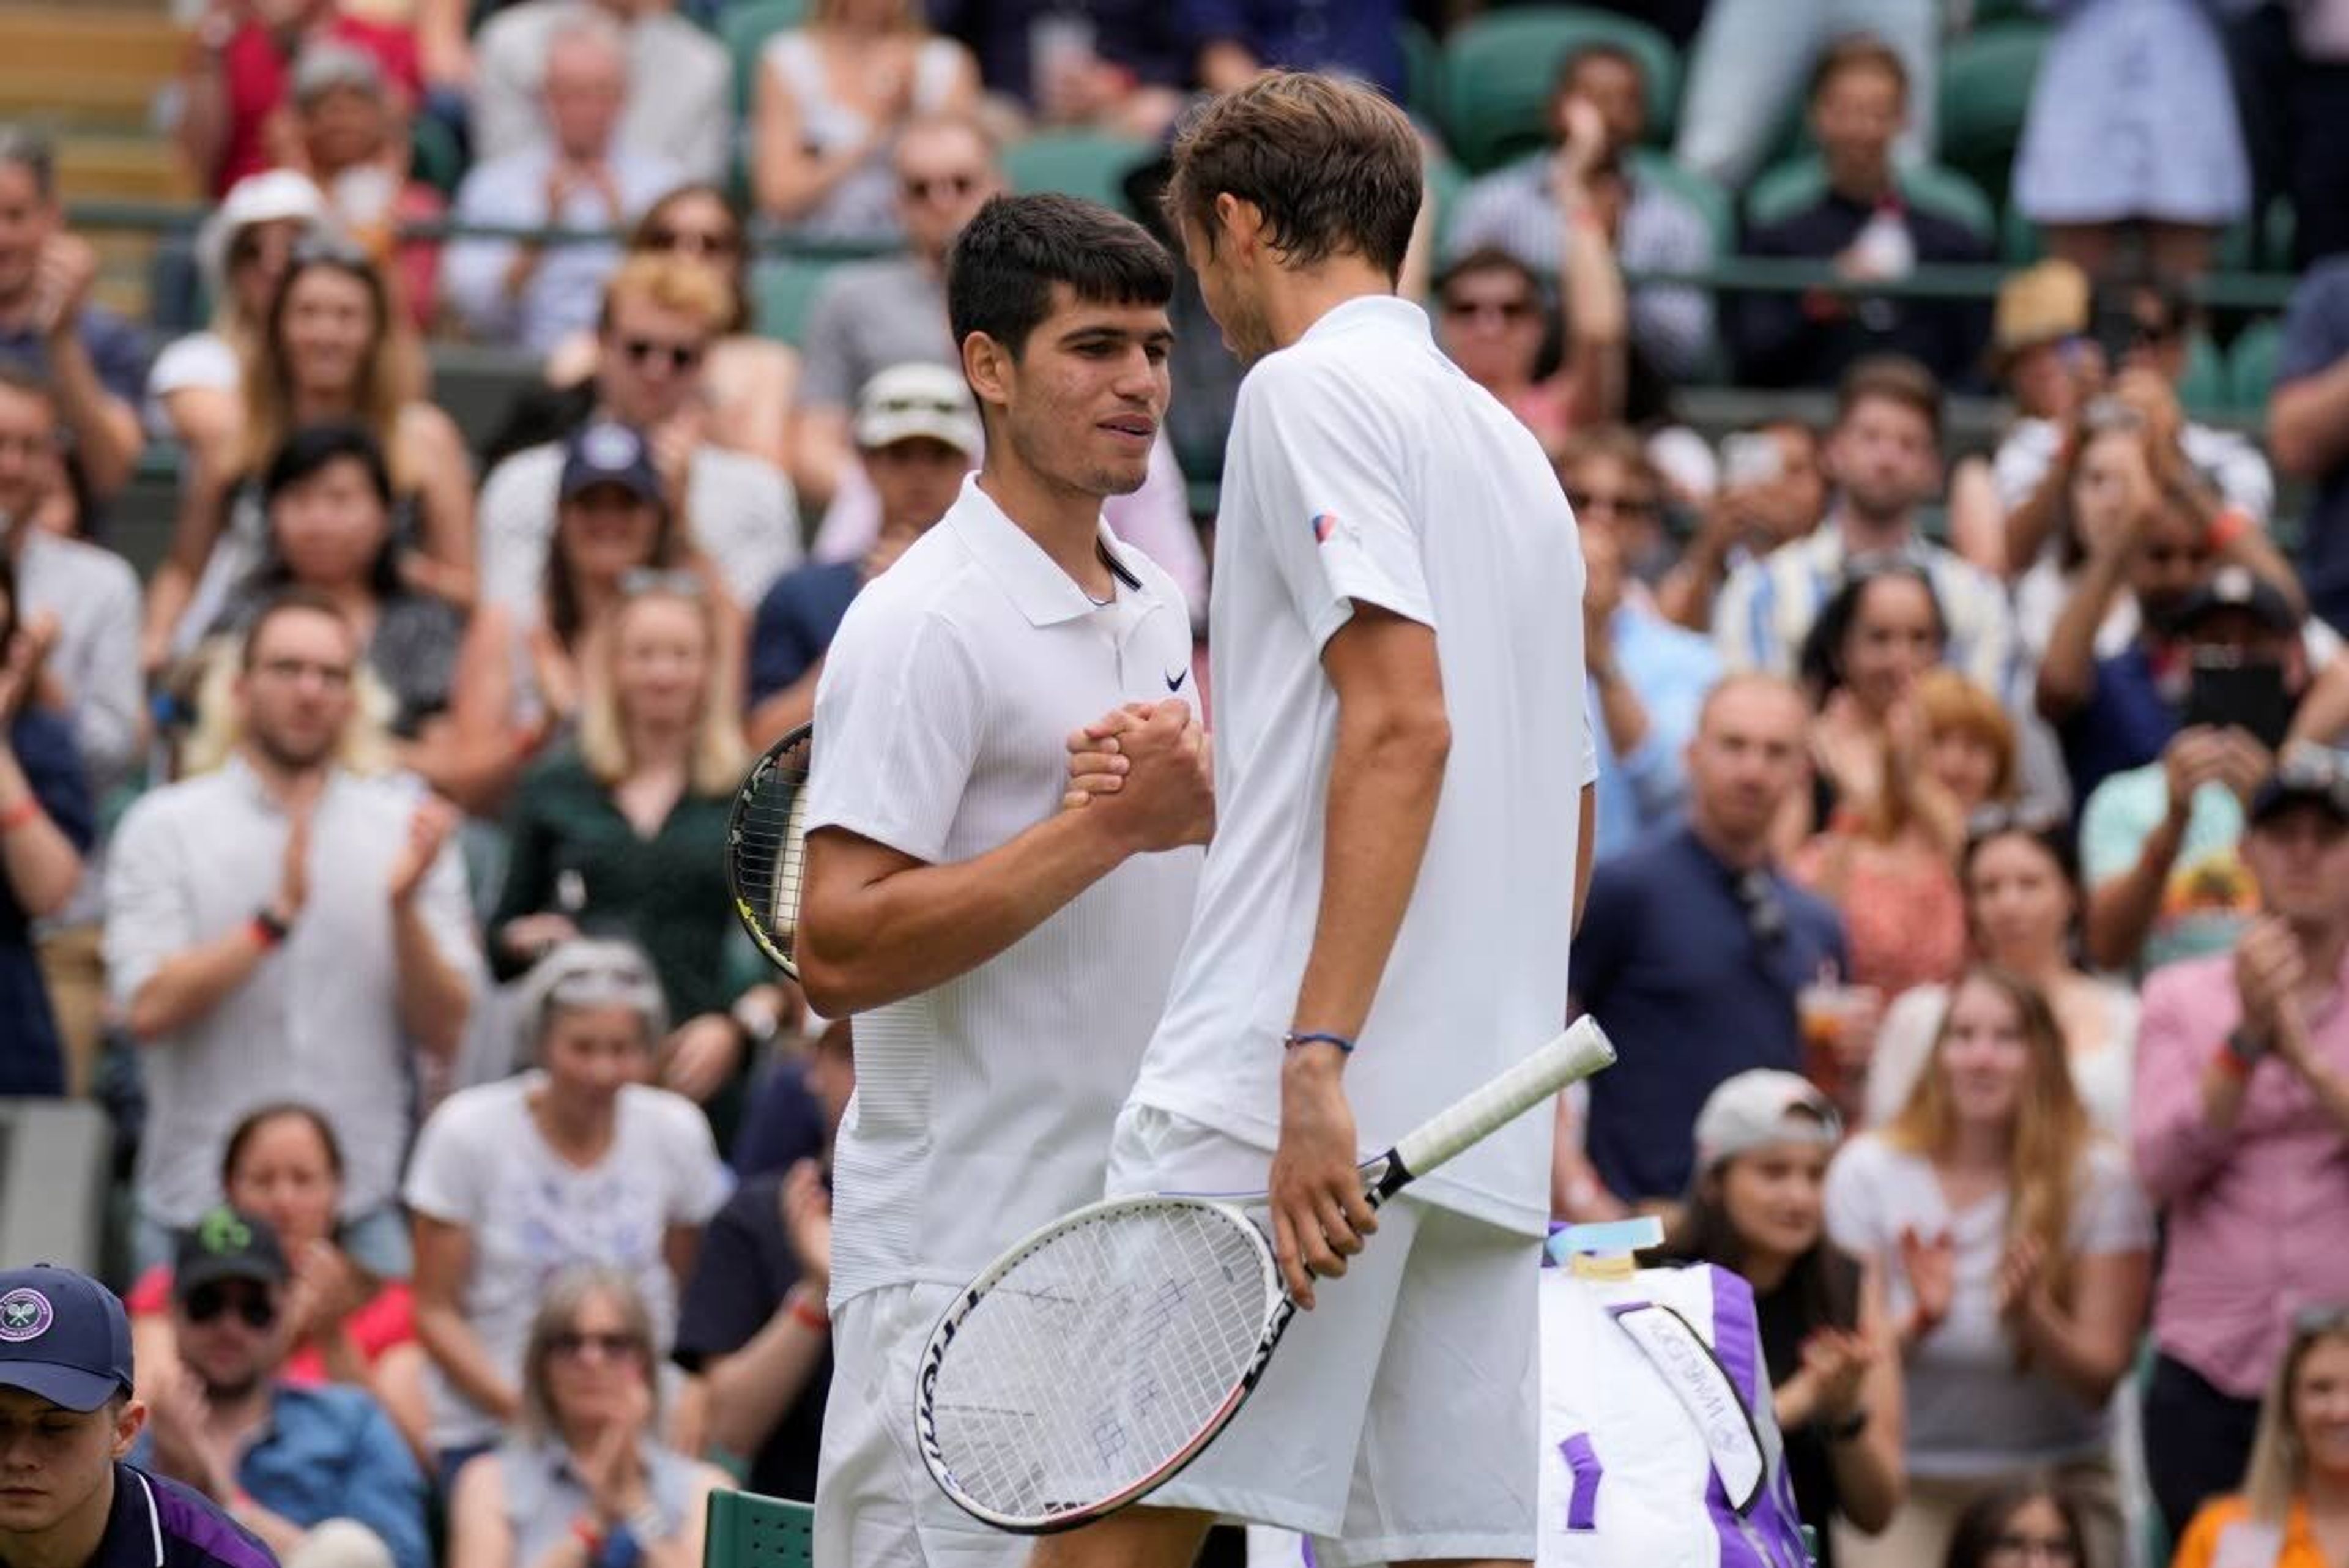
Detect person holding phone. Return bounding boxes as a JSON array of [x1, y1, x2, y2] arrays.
[[2077, 569, 2314, 975]]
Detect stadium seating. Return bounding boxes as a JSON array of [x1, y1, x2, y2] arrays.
[[1439, 6, 1681, 174], [703, 1489, 814, 1568], [1628, 146, 1733, 253], [1935, 21, 2049, 212], [750, 255, 838, 348], [1002, 129, 1156, 213], [721, 0, 809, 118], [2230, 315, 2284, 412]]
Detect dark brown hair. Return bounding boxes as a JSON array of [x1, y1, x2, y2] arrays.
[[1940, 1478, 2087, 1568], [1162, 71, 1422, 283], [1808, 32, 1910, 108], [221, 1102, 347, 1186], [628, 184, 751, 335], [1836, 353, 1944, 445]]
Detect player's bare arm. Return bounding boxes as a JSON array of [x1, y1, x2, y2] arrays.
[[798, 702, 1211, 1016], [1269, 604, 1449, 1307]]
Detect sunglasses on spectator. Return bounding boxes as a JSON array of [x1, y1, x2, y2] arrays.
[[549, 1331, 644, 1362], [1441, 295, 1536, 324], [902, 173, 979, 203], [182, 1283, 278, 1330], [1566, 489, 1660, 521], [1731, 868, 1787, 949], [645, 226, 741, 258], [619, 337, 705, 372]]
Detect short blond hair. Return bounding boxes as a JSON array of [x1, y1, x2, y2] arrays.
[[596, 252, 733, 338]]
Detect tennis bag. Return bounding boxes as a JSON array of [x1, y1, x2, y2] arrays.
[[1538, 1256, 1809, 1568]]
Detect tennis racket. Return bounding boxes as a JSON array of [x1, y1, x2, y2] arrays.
[[725, 723, 813, 978], [915, 1016, 1617, 1533]]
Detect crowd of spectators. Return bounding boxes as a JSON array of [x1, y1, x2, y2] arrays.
[[5, 4, 2349, 1568]]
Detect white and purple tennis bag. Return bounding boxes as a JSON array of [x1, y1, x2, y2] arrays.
[[1537, 1251, 1809, 1568], [1245, 1233, 1808, 1568]]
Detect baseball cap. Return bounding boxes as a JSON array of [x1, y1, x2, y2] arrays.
[[198, 170, 330, 296], [2169, 565, 2299, 637], [853, 363, 981, 456], [0, 1264, 135, 1411], [2249, 743, 2349, 828], [558, 421, 664, 507], [1691, 1070, 1842, 1175], [1992, 259, 2090, 362], [172, 1206, 290, 1301]]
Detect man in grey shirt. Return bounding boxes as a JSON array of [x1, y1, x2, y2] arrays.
[[476, 252, 800, 609], [0, 365, 144, 1094], [789, 113, 1003, 512], [106, 592, 480, 1276], [470, 0, 728, 184]]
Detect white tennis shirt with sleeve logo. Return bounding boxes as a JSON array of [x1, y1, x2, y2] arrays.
[[1124, 294, 1596, 1236], [804, 472, 1205, 1309]]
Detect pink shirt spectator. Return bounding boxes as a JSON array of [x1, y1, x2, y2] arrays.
[[2132, 950, 2349, 1398], [216, 16, 421, 198]]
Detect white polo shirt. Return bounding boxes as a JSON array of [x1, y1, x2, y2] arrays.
[[1125, 295, 1595, 1236], [806, 473, 1204, 1307]]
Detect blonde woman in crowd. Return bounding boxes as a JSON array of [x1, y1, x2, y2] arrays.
[[2171, 1307, 2349, 1568]]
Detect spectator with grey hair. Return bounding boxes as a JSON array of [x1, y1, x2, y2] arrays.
[[0, 125, 146, 502], [444, 1268, 729, 1568], [466, 0, 729, 185], [405, 938, 732, 1480], [284, 43, 446, 333], [443, 15, 680, 354], [173, 0, 421, 199]]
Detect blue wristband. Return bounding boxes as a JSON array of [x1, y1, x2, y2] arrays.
[[1283, 1031, 1355, 1055]]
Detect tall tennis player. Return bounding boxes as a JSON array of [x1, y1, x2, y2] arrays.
[[795, 193, 1214, 1568], [1039, 73, 1597, 1568]]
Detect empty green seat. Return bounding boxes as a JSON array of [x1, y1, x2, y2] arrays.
[[750, 255, 841, 348], [2177, 329, 2228, 420], [721, 0, 809, 117], [2230, 316, 2284, 412], [703, 1490, 812, 1568], [1439, 6, 1680, 174], [1935, 22, 2049, 211], [1003, 130, 1157, 214]]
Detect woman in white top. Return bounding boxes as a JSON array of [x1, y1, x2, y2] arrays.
[[750, 0, 979, 240], [406, 938, 733, 1476], [146, 170, 328, 450], [1825, 965, 2151, 1568], [1866, 812, 2139, 1139]]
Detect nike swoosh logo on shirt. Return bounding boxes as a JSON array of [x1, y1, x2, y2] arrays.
[[1165, 667, 1189, 693]]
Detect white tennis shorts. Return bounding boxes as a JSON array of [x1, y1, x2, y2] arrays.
[[1102, 1102, 1542, 1566], [812, 1280, 1030, 1568]]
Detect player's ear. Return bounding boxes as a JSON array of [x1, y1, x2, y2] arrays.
[[111, 1396, 147, 1457], [960, 329, 1015, 424], [1212, 192, 1266, 259]]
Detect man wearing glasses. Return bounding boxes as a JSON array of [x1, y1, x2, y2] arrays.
[[1567, 673, 1852, 1214], [2134, 744, 2349, 1540], [134, 1208, 428, 1568], [104, 593, 480, 1277], [475, 255, 800, 612]]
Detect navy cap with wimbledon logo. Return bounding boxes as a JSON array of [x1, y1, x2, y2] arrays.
[[0, 1263, 135, 1411]]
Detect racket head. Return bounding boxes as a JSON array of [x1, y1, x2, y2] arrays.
[[915, 1194, 1290, 1534], [725, 723, 814, 979]]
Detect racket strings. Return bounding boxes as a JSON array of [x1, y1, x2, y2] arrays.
[[729, 733, 812, 968], [926, 1205, 1273, 1523]]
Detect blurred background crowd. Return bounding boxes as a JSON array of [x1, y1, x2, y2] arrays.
[[3, 2, 2349, 1567]]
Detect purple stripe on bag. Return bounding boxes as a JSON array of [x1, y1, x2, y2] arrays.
[[1559, 1433, 1603, 1530], [1707, 1271, 1812, 1568]]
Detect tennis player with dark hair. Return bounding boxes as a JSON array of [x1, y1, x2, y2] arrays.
[[794, 191, 1214, 1568], [1046, 72, 1595, 1568]]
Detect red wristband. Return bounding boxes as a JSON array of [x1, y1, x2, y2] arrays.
[[248, 915, 283, 952], [0, 797, 39, 833], [2206, 505, 2255, 553], [571, 1517, 604, 1555], [2215, 1041, 2252, 1080], [788, 1291, 829, 1333]]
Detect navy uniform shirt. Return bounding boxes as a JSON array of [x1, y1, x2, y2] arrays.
[[1570, 825, 1847, 1202], [87, 1463, 278, 1568]]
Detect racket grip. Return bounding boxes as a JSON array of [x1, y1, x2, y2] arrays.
[[1382, 1018, 1616, 1192]]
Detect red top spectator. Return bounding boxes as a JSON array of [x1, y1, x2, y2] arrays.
[[180, 0, 421, 199]]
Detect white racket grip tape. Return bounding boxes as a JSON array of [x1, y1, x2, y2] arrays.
[[1378, 1017, 1616, 1195]]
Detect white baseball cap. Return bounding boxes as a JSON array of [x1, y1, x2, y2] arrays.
[[854, 362, 981, 456], [198, 170, 331, 296], [1691, 1070, 1842, 1175]]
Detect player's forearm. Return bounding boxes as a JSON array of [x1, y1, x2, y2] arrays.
[[798, 812, 1129, 1016], [124, 927, 272, 1041], [1288, 703, 1449, 1036]]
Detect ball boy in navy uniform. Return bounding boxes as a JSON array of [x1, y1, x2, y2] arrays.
[[0, 1264, 278, 1568]]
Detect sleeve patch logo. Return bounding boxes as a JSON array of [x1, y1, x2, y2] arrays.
[[1310, 511, 1344, 545]]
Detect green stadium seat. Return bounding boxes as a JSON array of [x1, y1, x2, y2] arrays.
[[1402, 18, 1446, 130], [1423, 147, 1466, 245], [1935, 22, 2049, 212], [1003, 130, 1156, 214], [703, 1490, 812, 1568], [1439, 6, 1681, 174], [2266, 196, 2297, 270], [750, 255, 840, 348], [2230, 316, 2284, 412], [410, 116, 466, 199], [2000, 202, 2262, 270], [2178, 329, 2228, 420], [721, 0, 808, 116], [1627, 147, 1732, 253], [1743, 156, 1995, 242]]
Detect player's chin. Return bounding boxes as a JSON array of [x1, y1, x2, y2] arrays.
[[1082, 455, 1154, 498]]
